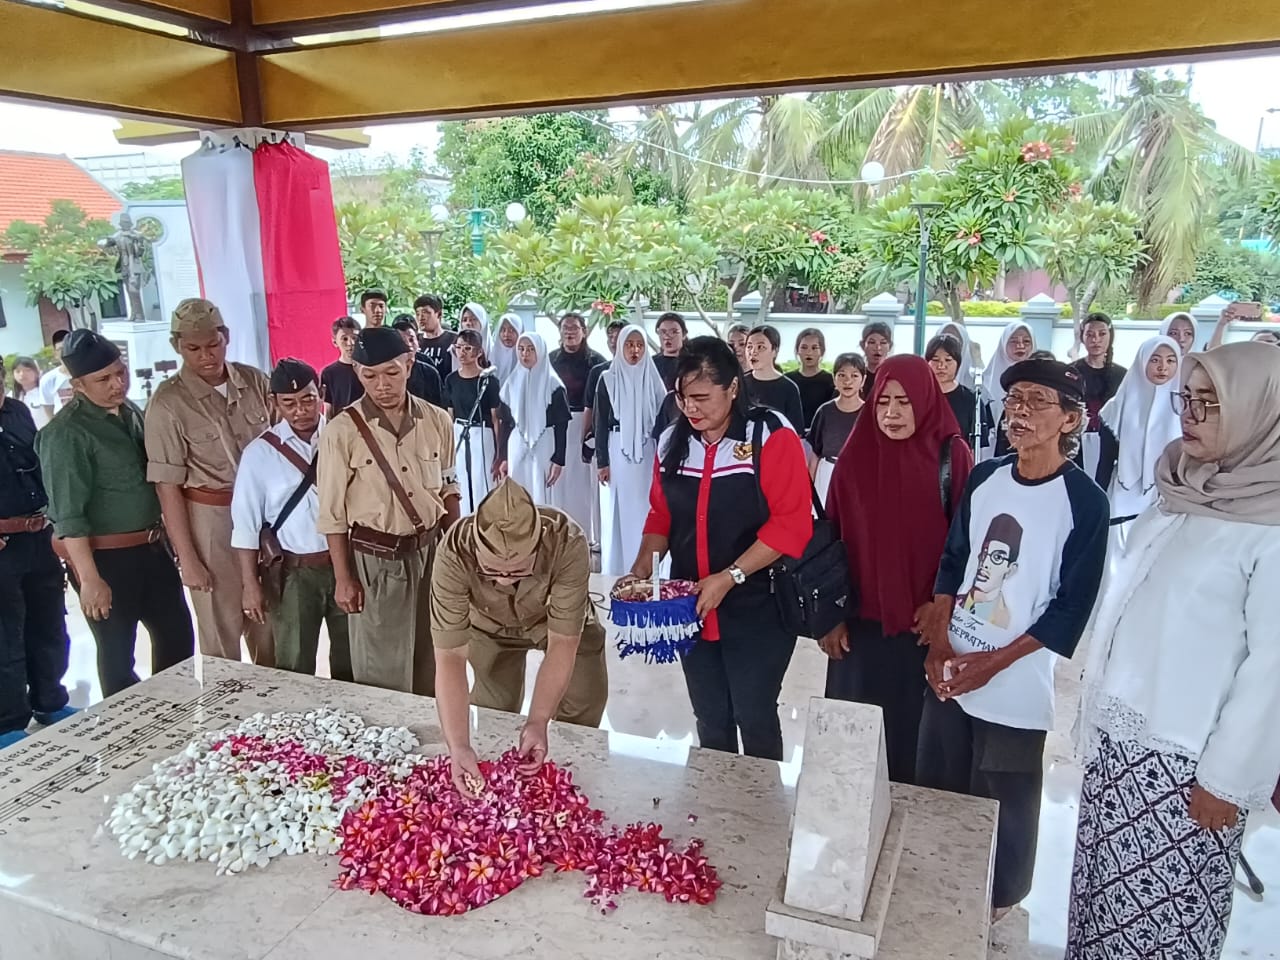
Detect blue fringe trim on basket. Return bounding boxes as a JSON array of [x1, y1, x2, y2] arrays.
[[610, 595, 701, 664]]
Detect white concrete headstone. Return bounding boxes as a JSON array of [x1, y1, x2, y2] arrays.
[[783, 698, 891, 922]]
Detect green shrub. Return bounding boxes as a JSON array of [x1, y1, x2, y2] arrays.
[[923, 300, 1071, 318]]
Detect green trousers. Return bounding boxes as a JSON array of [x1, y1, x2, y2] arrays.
[[268, 564, 353, 682], [350, 539, 436, 696]]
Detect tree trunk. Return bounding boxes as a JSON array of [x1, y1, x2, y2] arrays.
[[689, 297, 722, 337], [992, 263, 1007, 301], [757, 281, 775, 321]]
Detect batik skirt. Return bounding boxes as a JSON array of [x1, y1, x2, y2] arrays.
[[1065, 731, 1246, 960]]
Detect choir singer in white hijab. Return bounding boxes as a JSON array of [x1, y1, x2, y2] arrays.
[[497, 332, 571, 506], [594, 325, 668, 575]]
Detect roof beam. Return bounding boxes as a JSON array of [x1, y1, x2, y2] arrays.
[[75, 0, 232, 28], [257, 0, 1280, 127], [249, 0, 546, 33], [0, 1, 242, 126]]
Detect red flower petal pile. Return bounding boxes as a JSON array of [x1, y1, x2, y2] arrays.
[[335, 751, 722, 916]]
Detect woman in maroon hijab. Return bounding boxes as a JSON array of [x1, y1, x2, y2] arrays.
[[821, 354, 974, 783]]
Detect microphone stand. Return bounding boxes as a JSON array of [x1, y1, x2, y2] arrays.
[[455, 370, 493, 515]]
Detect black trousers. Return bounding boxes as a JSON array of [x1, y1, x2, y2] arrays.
[[679, 601, 796, 761], [915, 693, 1046, 909], [824, 617, 927, 784], [0, 528, 70, 734], [69, 542, 195, 697]]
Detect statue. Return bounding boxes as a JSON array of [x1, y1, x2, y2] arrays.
[[102, 213, 151, 321]]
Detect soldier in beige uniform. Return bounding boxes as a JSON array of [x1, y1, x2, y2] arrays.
[[431, 479, 607, 796], [145, 298, 274, 666], [318, 326, 460, 696]]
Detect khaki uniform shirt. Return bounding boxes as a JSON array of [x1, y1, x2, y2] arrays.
[[145, 363, 272, 489], [317, 394, 460, 537], [430, 507, 590, 650]]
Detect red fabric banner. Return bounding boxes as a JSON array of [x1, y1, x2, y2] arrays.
[[252, 142, 348, 372]]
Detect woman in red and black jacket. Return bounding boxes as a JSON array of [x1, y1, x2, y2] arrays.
[[629, 337, 812, 761]]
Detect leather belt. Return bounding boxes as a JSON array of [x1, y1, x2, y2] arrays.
[[454, 419, 492, 426], [283, 550, 332, 570], [50, 527, 161, 562], [349, 523, 435, 560], [0, 514, 49, 534], [182, 486, 234, 507]]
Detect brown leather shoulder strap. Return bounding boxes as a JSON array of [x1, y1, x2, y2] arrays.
[[344, 406, 427, 535], [260, 431, 312, 476]]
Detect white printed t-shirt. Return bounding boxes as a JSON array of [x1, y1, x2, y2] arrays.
[[934, 455, 1108, 732]]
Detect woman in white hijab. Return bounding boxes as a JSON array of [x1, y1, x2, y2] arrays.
[[979, 320, 1035, 458], [1159, 310, 1198, 356], [1068, 342, 1280, 960], [497, 332, 571, 506], [491, 312, 523, 382], [938, 320, 979, 390], [1094, 336, 1182, 529], [459, 302, 492, 367], [594, 325, 668, 575]]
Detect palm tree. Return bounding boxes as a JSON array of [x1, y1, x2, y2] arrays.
[[610, 104, 700, 201], [1071, 70, 1254, 307]]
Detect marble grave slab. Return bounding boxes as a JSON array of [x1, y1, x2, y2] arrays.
[[0, 659, 997, 960]]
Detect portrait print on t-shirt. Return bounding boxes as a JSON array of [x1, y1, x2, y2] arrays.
[[958, 512, 1022, 630]]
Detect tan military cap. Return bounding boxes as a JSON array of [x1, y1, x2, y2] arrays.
[[171, 298, 227, 337]]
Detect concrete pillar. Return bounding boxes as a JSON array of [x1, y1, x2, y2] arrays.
[[1019, 293, 1060, 353], [733, 290, 764, 321], [1191, 294, 1229, 341], [861, 292, 903, 342]]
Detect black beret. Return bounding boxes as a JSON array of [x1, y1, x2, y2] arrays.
[[390, 315, 417, 333], [352, 327, 409, 366], [61, 329, 121, 378], [269, 358, 318, 394], [1001, 357, 1084, 402]]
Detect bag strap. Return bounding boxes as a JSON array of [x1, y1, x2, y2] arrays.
[[939, 437, 954, 523], [261, 431, 312, 476], [271, 456, 318, 534], [751, 413, 827, 522], [345, 406, 428, 536]]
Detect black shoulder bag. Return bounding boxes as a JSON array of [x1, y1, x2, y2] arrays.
[[257, 433, 319, 606], [750, 414, 851, 640]]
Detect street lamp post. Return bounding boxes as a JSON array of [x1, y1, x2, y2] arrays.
[[437, 196, 528, 257], [417, 227, 444, 281], [909, 202, 944, 355], [1256, 106, 1280, 154]]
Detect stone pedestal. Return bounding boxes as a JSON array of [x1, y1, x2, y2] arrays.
[[767, 698, 911, 959], [100, 319, 177, 404], [1019, 293, 1061, 351]]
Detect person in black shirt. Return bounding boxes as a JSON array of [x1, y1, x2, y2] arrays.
[[808, 352, 865, 505], [583, 319, 625, 466], [359, 289, 388, 328], [0, 361, 72, 748], [743, 324, 805, 433], [445, 330, 503, 515], [785, 326, 836, 434], [549, 312, 607, 536], [320, 316, 363, 416], [414, 292, 456, 384], [1069, 311, 1126, 479], [393, 316, 445, 409], [653, 311, 687, 390], [860, 320, 894, 400], [927, 334, 979, 449]]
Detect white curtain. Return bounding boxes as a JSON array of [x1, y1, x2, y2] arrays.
[[180, 147, 271, 372]]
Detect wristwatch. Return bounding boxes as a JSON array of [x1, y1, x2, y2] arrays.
[[726, 564, 747, 585]]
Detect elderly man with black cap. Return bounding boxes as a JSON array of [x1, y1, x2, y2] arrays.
[[36, 330, 194, 697], [230, 359, 352, 682], [915, 356, 1108, 923], [430, 478, 607, 796], [318, 326, 460, 696], [145, 297, 274, 667]]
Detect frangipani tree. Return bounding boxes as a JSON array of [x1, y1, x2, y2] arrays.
[[1042, 197, 1146, 355]]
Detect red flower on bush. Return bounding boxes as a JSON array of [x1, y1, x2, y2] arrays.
[[810, 230, 828, 244], [825, 244, 840, 254], [967, 232, 983, 247], [1020, 141, 1054, 162], [1002, 189, 1019, 203]]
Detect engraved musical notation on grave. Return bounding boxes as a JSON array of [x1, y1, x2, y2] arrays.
[[0, 678, 280, 834]]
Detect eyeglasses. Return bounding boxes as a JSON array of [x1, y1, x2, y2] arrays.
[[1003, 392, 1058, 413], [1171, 392, 1221, 423], [979, 548, 1012, 567]]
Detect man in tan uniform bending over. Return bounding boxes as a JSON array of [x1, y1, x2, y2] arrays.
[[431, 478, 607, 796]]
